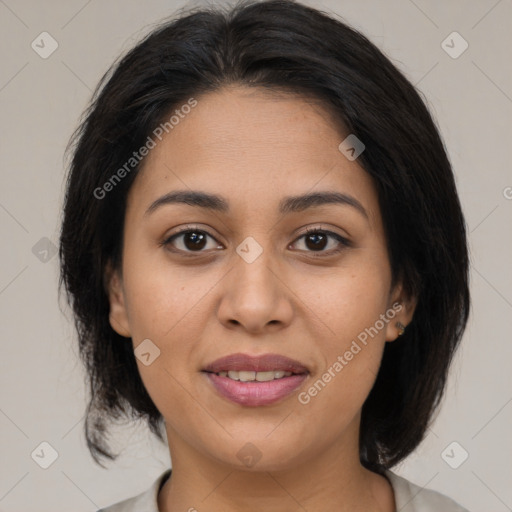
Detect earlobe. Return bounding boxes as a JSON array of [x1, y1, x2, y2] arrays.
[[395, 321, 406, 337], [105, 263, 131, 338], [385, 284, 417, 342]]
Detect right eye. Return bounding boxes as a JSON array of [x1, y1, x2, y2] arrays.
[[161, 226, 224, 254]]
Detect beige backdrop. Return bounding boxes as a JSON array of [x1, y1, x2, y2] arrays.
[[1, 0, 511, 510]]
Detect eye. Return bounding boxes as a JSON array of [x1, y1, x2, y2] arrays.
[[290, 227, 350, 256], [161, 225, 350, 257], [161, 225, 222, 254]]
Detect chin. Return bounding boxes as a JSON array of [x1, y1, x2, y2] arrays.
[[204, 435, 311, 473]]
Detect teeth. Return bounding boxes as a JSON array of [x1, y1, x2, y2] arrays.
[[217, 370, 293, 381]]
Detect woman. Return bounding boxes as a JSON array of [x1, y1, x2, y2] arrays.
[[59, 0, 471, 510]]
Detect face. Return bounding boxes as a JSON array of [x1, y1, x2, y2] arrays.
[[107, 85, 414, 472]]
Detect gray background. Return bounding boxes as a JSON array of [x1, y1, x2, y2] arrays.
[[1, 0, 511, 510]]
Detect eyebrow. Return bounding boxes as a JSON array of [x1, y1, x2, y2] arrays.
[[144, 190, 368, 219]]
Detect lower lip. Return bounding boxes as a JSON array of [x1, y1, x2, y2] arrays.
[[204, 372, 308, 406]]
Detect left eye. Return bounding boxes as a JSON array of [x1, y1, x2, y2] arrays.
[[162, 226, 349, 256], [291, 228, 349, 254]]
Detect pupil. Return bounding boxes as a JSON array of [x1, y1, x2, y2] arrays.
[[306, 233, 327, 251], [185, 231, 206, 250]]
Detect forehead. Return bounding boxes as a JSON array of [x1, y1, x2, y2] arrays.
[[127, 85, 379, 223], [145, 86, 347, 168]]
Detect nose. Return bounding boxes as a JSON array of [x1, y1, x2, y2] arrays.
[[216, 245, 294, 334]]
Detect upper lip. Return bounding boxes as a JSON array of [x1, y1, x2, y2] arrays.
[[202, 353, 309, 374]]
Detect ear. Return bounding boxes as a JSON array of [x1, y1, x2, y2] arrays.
[[385, 281, 417, 342], [104, 261, 131, 338]]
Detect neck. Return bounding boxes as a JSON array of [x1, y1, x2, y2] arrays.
[[157, 421, 395, 512]]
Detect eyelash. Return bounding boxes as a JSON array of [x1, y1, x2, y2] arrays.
[[160, 225, 350, 258]]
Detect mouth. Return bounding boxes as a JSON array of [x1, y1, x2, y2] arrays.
[[202, 352, 309, 374], [207, 369, 297, 381], [201, 353, 309, 406]]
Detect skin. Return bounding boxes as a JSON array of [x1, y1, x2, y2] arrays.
[[107, 85, 416, 512]]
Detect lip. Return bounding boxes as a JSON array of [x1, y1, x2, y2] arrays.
[[204, 372, 308, 406], [202, 353, 309, 407], [202, 353, 309, 374]]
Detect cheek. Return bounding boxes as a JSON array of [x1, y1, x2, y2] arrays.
[[302, 259, 391, 343], [121, 247, 210, 341], [295, 259, 391, 403], [120, 247, 216, 405]]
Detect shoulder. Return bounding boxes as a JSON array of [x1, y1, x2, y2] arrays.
[[97, 469, 171, 512], [385, 470, 470, 512]]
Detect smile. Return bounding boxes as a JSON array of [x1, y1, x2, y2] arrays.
[[214, 370, 293, 381]]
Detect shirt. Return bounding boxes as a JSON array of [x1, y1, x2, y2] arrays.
[[97, 468, 470, 512]]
